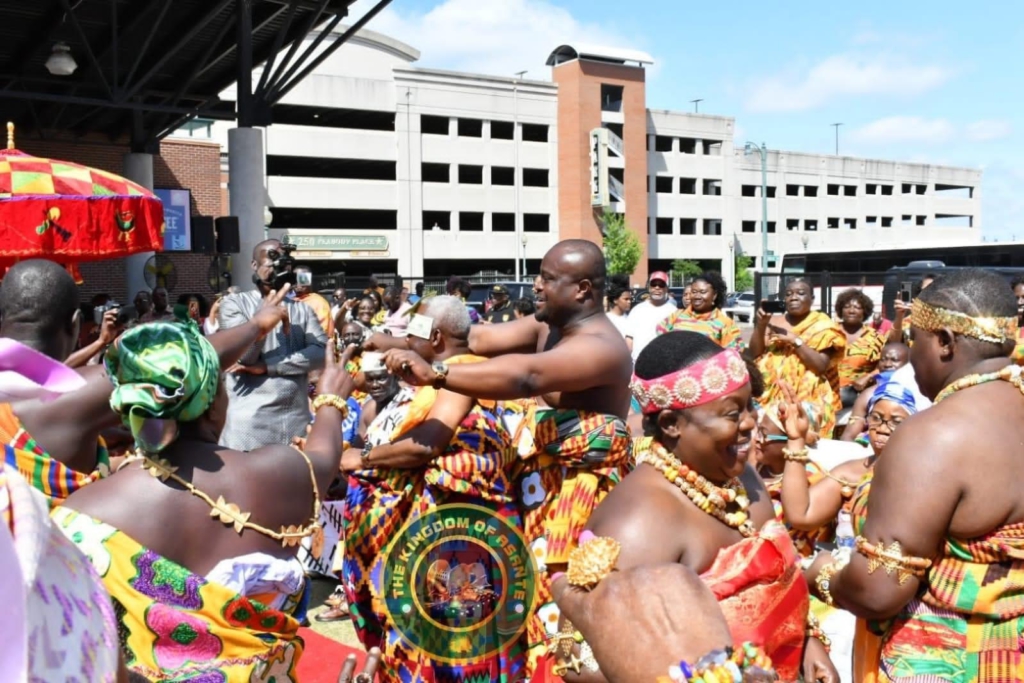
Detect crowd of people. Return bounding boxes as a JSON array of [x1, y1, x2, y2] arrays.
[[4, 237, 1024, 683]]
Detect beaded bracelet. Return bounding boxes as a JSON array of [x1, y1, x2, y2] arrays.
[[782, 446, 810, 463], [805, 612, 831, 653], [659, 642, 777, 682]]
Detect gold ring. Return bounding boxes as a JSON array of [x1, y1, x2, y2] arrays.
[[566, 537, 621, 590], [401, 361, 411, 373]]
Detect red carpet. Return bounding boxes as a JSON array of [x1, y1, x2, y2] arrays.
[[296, 627, 376, 682]]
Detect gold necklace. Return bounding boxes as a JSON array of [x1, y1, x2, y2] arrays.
[[637, 441, 755, 537], [935, 364, 1024, 404], [125, 449, 325, 556]]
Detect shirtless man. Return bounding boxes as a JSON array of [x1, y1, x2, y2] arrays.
[[808, 269, 1024, 680], [379, 239, 633, 672]]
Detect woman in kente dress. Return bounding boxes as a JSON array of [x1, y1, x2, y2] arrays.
[[834, 289, 887, 407], [539, 332, 817, 682], [806, 269, 1024, 682], [749, 279, 845, 437], [657, 271, 742, 350]]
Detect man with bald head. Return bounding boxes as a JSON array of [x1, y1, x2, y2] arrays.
[[0, 259, 117, 504], [379, 239, 632, 673], [338, 295, 523, 681], [217, 239, 327, 450]]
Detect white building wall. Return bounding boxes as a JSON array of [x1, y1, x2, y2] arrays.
[[186, 27, 982, 283]]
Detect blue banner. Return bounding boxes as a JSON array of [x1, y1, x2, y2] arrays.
[[155, 188, 191, 252]]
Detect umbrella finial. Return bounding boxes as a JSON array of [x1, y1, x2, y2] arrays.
[[6, 122, 13, 150]]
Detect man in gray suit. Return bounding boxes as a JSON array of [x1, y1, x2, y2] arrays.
[[218, 239, 327, 451]]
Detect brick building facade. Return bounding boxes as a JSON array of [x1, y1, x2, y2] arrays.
[[17, 137, 225, 305]]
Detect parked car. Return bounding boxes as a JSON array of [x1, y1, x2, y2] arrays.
[[466, 281, 535, 314], [723, 292, 756, 323]]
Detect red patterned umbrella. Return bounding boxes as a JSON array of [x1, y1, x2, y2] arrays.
[[0, 122, 164, 283]]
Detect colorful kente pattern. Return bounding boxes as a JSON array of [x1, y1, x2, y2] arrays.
[[656, 307, 744, 349], [838, 326, 887, 388], [52, 507, 304, 682], [757, 311, 846, 438], [508, 405, 631, 676], [0, 402, 109, 508], [342, 356, 526, 683], [764, 462, 838, 558], [1012, 330, 1024, 367], [851, 472, 1024, 682]]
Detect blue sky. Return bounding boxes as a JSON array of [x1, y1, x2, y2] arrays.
[[356, 0, 1023, 240]]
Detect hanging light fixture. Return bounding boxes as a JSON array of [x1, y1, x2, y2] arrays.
[[45, 43, 78, 77]]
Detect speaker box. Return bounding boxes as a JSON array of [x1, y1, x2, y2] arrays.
[[215, 216, 240, 254], [191, 216, 216, 254]]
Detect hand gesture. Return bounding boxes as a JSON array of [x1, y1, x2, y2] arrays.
[[768, 329, 798, 348], [893, 300, 912, 314], [98, 309, 123, 345], [552, 564, 733, 683], [755, 306, 773, 329], [852, 373, 876, 393], [227, 359, 267, 376], [316, 341, 358, 398], [382, 349, 432, 386], [777, 381, 810, 442], [253, 284, 291, 336], [336, 647, 381, 683]]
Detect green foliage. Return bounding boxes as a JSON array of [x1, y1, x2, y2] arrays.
[[734, 255, 754, 292], [670, 259, 702, 281], [602, 212, 643, 276]]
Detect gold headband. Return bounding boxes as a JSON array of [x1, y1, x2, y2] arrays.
[[911, 299, 1018, 345]]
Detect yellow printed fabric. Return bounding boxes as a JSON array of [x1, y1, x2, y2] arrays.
[[656, 307, 744, 349], [838, 326, 886, 388], [341, 354, 526, 682], [51, 507, 305, 682], [757, 311, 846, 438], [507, 402, 632, 675]]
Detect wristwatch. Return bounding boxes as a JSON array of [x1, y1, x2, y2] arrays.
[[360, 442, 372, 465], [431, 361, 449, 389], [793, 337, 805, 348]]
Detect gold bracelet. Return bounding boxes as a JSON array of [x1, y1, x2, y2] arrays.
[[856, 536, 932, 585], [783, 446, 810, 463], [815, 559, 846, 606], [312, 393, 349, 417]]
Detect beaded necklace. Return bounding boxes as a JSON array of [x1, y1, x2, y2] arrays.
[[935, 364, 1024, 404], [637, 440, 755, 537]]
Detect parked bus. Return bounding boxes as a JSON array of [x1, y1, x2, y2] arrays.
[[779, 242, 1024, 275]]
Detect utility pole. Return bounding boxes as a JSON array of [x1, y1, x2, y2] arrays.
[[690, 98, 703, 113], [831, 122, 843, 156], [513, 70, 527, 281]]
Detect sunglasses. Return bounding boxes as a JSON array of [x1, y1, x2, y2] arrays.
[[757, 433, 789, 444]]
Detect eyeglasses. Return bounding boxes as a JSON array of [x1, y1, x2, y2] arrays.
[[757, 433, 788, 444], [866, 413, 905, 431]]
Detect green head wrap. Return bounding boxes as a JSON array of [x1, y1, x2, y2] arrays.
[[104, 316, 220, 454]]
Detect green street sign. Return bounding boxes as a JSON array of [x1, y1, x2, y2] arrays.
[[282, 234, 389, 251]]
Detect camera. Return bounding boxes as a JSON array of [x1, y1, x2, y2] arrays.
[[94, 301, 120, 325], [266, 243, 298, 289]]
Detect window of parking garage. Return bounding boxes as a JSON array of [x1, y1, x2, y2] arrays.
[[458, 165, 484, 184], [491, 121, 514, 140], [460, 212, 484, 231], [524, 214, 550, 232], [491, 167, 514, 186], [424, 211, 450, 231], [655, 218, 674, 235], [458, 118, 483, 137], [522, 168, 549, 187], [492, 213, 514, 232], [273, 104, 395, 131], [267, 156, 396, 180], [522, 124, 549, 142], [422, 163, 450, 183], [421, 115, 449, 135], [273, 208, 398, 230], [655, 176, 673, 193], [680, 219, 697, 235]]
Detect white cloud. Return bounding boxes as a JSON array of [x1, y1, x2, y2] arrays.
[[965, 119, 1012, 142], [850, 116, 956, 145], [744, 55, 954, 113], [849, 117, 1013, 146], [350, 0, 637, 78]]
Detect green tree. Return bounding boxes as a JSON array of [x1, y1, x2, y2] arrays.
[[602, 212, 642, 276], [670, 259, 702, 282], [734, 255, 754, 292]]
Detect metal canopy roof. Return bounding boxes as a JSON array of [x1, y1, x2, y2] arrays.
[[0, 0, 387, 150]]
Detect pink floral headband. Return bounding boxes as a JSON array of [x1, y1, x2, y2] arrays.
[[630, 348, 750, 415]]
